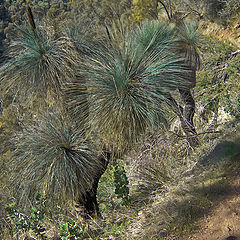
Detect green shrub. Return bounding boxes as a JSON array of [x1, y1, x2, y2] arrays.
[[6, 193, 48, 239], [225, 92, 240, 120], [114, 165, 130, 205], [59, 219, 84, 240], [196, 36, 238, 120]]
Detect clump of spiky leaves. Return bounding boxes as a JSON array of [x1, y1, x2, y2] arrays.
[[0, 23, 79, 103], [68, 21, 193, 152], [175, 21, 202, 71], [65, 23, 101, 57], [131, 20, 176, 54], [168, 21, 202, 92], [10, 112, 100, 206]]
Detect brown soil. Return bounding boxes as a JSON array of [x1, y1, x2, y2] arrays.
[[188, 167, 240, 240]]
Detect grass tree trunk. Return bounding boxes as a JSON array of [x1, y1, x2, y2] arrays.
[[179, 88, 198, 146], [77, 150, 110, 217]]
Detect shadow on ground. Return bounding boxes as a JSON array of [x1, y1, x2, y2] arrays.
[[131, 140, 240, 239], [198, 141, 240, 166]]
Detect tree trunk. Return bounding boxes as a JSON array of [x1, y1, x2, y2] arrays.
[[77, 150, 111, 218], [179, 88, 198, 146]]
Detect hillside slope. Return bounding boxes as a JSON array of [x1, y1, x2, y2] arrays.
[[188, 167, 240, 240]]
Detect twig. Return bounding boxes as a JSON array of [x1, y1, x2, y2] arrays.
[[231, 49, 240, 56], [169, 130, 221, 139], [27, 6, 40, 50], [156, 0, 171, 21], [86, 214, 101, 228]]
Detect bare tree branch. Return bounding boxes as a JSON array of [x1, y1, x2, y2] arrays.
[[169, 130, 221, 139], [156, 0, 171, 21], [168, 0, 173, 19]]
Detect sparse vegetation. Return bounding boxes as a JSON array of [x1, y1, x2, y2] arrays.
[[0, 1, 240, 239]]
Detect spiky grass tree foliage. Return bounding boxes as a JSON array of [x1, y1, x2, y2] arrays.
[[173, 21, 202, 145], [68, 21, 192, 152], [175, 21, 201, 87], [65, 24, 100, 57], [11, 112, 100, 205], [132, 21, 176, 54], [0, 24, 79, 103]]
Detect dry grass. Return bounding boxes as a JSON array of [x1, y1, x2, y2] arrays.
[[123, 120, 240, 239]]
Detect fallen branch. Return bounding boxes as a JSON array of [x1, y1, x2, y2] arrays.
[[169, 130, 221, 139]]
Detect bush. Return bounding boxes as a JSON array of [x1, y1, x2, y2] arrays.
[[6, 194, 48, 239], [204, 0, 240, 22], [59, 219, 84, 240], [196, 36, 237, 122]]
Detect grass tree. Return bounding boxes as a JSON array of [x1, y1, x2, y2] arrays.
[[11, 113, 100, 207], [0, 7, 101, 216], [0, 7, 78, 105], [124, 20, 202, 146], [68, 21, 190, 151], [149, 0, 202, 146], [66, 20, 195, 214], [0, 6, 200, 218], [174, 21, 201, 146]]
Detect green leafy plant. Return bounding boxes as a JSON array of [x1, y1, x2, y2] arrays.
[[6, 193, 48, 239], [114, 165, 130, 204], [225, 91, 240, 120], [97, 165, 116, 210], [59, 219, 84, 240]]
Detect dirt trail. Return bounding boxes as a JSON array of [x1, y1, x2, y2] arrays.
[[188, 170, 240, 240]]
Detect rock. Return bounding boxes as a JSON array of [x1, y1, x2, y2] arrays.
[[223, 236, 238, 240]]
